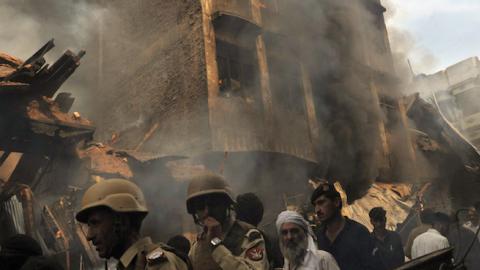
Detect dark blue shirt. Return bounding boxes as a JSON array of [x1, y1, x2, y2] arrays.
[[315, 217, 385, 270], [372, 230, 405, 270]]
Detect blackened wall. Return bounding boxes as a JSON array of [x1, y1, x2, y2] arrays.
[[94, 0, 211, 156]]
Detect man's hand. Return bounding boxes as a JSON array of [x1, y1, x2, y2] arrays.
[[204, 217, 223, 241]]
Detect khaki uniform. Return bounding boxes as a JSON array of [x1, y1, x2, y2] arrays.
[[118, 237, 188, 270], [189, 221, 270, 270]]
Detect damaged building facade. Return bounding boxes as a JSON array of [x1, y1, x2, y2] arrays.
[[90, 0, 418, 234], [1, 1, 480, 269], [413, 57, 480, 147]]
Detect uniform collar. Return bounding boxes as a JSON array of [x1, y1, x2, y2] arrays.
[[119, 237, 152, 268]]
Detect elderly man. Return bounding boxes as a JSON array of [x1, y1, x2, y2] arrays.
[[276, 210, 339, 270]]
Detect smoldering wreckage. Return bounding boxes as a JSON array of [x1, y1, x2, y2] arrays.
[[1, 0, 480, 270]]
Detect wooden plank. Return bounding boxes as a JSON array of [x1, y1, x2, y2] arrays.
[[0, 152, 22, 184]]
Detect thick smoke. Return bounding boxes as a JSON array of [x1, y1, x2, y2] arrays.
[[382, 0, 439, 83], [277, 0, 389, 200]]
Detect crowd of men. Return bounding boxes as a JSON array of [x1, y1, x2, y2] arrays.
[[0, 173, 479, 270]]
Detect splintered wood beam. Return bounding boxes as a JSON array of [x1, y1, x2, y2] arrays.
[[0, 151, 10, 166], [0, 152, 23, 184]]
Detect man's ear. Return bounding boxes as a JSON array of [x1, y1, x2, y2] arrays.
[[334, 197, 341, 208]]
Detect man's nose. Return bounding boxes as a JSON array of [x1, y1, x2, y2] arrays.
[[86, 227, 95, 242], [197, 206, 209, 216]]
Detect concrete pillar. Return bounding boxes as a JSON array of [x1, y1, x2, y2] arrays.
[[300, 64, 321, 149], [397, 98, 417, 165], [200, 0, 221, 148], [256, 35, 274, 128], [369, 81, 391, 172], [200, 0, 220, 100], [250, 0, 263, 25]]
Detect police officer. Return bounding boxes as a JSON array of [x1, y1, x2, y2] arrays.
[[186, 172, 270, 270], [75, 178, 189, 270]]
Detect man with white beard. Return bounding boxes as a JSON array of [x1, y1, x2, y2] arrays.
[[276, 211, 339, 270]]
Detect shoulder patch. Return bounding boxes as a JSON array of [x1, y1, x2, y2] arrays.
[[246, 230, 262, 242], [146, 247, 167, 265], [245, 246, 264, 261]]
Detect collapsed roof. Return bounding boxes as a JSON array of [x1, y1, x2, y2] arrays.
[[0, 39, 93, 157]]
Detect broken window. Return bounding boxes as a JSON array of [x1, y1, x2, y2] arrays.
[[216, 39, 260, 101], [380, 96, 399, 128], [267, 55, 305, 115], [456, 88, 480, 117], [263, 31, 306, 116]]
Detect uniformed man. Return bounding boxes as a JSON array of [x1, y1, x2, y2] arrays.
[[186, 172, 270, 270], [75, 178, 189, 270]]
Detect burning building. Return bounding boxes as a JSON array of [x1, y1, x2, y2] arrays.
[[88, 0, 417, 230], [1, 1, 480, 269]]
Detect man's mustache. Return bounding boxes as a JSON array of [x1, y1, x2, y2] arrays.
[[284, 240, 301, 248]]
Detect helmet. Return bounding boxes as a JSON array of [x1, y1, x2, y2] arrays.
[[75, 178, 148, 223], [186, 172, 235, 214]]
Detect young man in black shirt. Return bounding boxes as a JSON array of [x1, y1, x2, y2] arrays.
[[311, 182, 385, 270], [369, 207, 405, 269]]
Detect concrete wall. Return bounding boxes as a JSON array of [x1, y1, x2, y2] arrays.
[[94, 0, 211, 156], [91, 0, 401, 200]]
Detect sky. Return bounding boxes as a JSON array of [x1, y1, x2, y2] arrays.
[[384, 0, 480, 74]]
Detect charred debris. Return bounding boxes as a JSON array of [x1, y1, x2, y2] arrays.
[[0, 39, 479, 269], [0, 39, 191, 269]]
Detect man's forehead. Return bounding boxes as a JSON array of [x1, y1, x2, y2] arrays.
[[314, 194, 330, 203], [87, 207, 112, 221], [281, 222, 303, 231]]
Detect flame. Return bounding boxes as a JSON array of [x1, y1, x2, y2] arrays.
[[55, 230, 64, 239]]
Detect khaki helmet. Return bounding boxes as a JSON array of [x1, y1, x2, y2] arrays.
[[76, 178, 148, 223], [186, 172, 235, 214]]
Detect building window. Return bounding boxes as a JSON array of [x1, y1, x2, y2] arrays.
[[216, 39, 259, 100], [456, 88, 480, 117], [268, 56, 305, 115], [379, 97, 399, 129]]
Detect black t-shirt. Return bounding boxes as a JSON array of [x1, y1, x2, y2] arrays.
[[19, 256, 64, 270], [371, 230, 405, 270], [315, 217, 386, 270]]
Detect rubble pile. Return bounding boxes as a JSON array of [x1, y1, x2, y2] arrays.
[[340, 183, 415, 231], [0, 40, 99, 269], [76, 143, 133, 180]]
